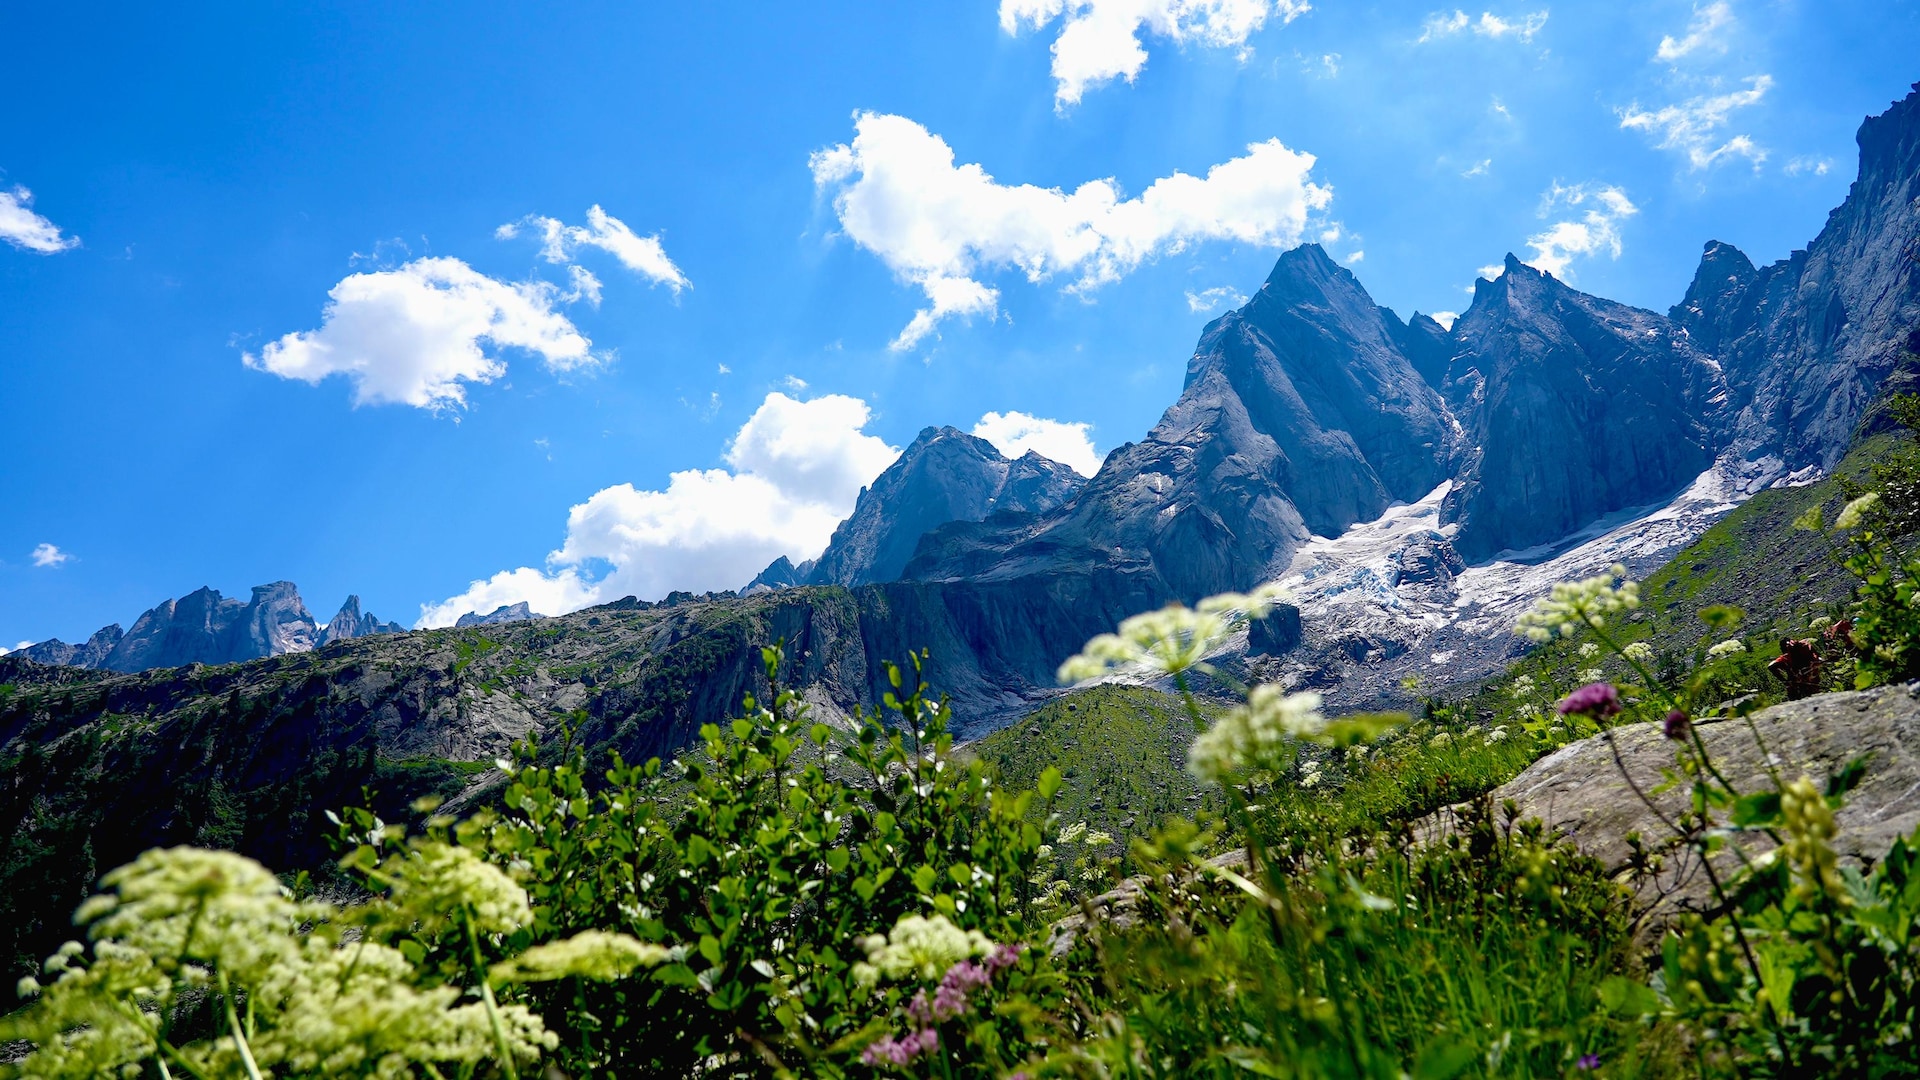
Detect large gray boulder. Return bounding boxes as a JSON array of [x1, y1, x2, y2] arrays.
[[1469, 684, 1920, 932]]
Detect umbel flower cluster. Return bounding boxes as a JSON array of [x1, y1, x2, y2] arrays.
[[1514, 564, 1640, 642], [854, 913, 1023, 1069], [1057, 584, 1290, 682], [2, 842, 663, 1079]]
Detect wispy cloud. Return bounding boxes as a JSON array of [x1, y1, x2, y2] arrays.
[[1656, 1, 1733, 62], [1419, 9, 1549, 44], [1186, 285, 1248, 312], [0, 185, 79, 254], [1619, 75, 1771, 169], [30, 543, 73, 568], [1002, 0, 1312, 109], [498, 205, 690, 294], [1525, 182, 1638, 279]]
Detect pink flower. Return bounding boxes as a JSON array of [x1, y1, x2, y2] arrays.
[[1556, 682, 1621, 719]]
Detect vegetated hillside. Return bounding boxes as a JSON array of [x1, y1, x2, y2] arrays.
[[966, 686, 1224, 866]]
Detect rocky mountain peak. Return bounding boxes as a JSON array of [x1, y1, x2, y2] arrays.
[[319, 595, 406, 646], [802, 426, 1084, 588], [455, 602, 538, 628]]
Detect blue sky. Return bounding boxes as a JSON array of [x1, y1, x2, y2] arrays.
[[3, 0, 1917, 644]]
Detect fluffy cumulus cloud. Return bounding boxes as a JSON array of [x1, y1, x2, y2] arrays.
[[811, 112, 1332, 350], [1656, 1, 1733, 62], [30, 543, 72, 568], [0, 185, 78, 253], [1525, 182, 1638, 279], [497, 206, 690, 293], [244, 257, 595, 411], [972, 410, 1102, 476], [1418, 9, 1548, 43], [1618, 75, 1771, 170], [1001, 0, 1311, 108], [417, 393, 899, 627]]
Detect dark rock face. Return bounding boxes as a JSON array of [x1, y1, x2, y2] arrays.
[[1396, 534, 1464, 588], [455, 602, 538, 628], [1441, 256, 1730, 561], [1386, 309, 1455, 389], [742, 555, 815, 594], [911, 244, 1452, 605], [16, 624, 123, 668], [1671, 83, 1920, 472], [318, 596, 405, 646], [89, 582, 321, 672], [806, 426, 1084, 588], [1248, 604, 1303, 657]]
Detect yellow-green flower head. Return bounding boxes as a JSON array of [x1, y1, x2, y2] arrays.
[[489, 931, 669, 985], [1835, 492, 1880, 530], [1706, 638, 1747, 659], [1623, 641, 1654, 662], [1514, 565, 1641, 642], [851, 914, 993, 985], [1057, 584, 1290, 683], [1188, 685, 1325, 785], [83, 847, 299, 985], [386, 843, 531, 935]]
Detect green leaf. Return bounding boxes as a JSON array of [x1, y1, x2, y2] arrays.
[[947, 862, 972, 886], [1826, 754, 1873, 800], [823, 848, 850, 873], [1317, 712, 1409, 748], [911, 865, 937, 893], [1036, 765, 1063, 802], [1597, 975, 1662, 1017], [1731, 792, 1782, 828], [1409, 1036, 1479, 1080], [1700, 604, 1747, 629]]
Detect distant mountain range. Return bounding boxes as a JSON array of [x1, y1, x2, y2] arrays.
[[11, 83, 1920, 720]]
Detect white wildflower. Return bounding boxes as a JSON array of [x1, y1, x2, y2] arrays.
[[1058, 584, 1289, 682], [1083, 831, 1115, 847], [1487, 726, 1509, 743], [1707, 639, 1748, 659], [488, 931, 668, 984], [851, 914, 992, 986], [1577, 643, 1599, 659], [1057, 821, 1088, 845], [1428, 732, 1452, 748], [1835, 493, 1880, 530], [1515, 565, 1640, 642], [1508, 675, 1537, 700], [385, 843, 531, 935], [1578, 667, 1604, 683], [1188, 685, 1325, 785], [1623, 641, 1655, 662], [1809, 615, 1832, 630]]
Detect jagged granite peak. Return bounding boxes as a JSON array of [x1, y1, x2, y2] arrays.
[[92, 582, 320, 672], [455, 602, 539, 628], [318, 595, 405, 646], [807, 426, 1084, 587], [1440, 254, 1730, 562], [911, 243, 1453, 602], [995, 451, 1085, 514], [17, 624, 124, 668], [742, 555, 816, 594], [1673, 82, 1920, 471], [1385, 309, 1455, 389]]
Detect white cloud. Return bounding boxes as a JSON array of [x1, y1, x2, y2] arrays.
[[417, 392, 900, 626], [1344, 250, 1364, 264], [1477, 263, 1505, 279], [1419, 9, 1548, 43], [1462, 158, 1492, 177], [30, 543, 72, 568], [1785, 155, 1832, 177], [1525, 182, 1638, 279], [1656, 1, 1733, 62], [0, 185, 78, 254], [499, 205, 690, 293], [244, 257, 595, 411], [1618, 75, 1772, 170], [1430, 311, 1459, 330], [811, 112, 1332, 351], [1185, 285, 1248, 312], [973, 411, 1102, 476], [1001, 0, 1310, 108]]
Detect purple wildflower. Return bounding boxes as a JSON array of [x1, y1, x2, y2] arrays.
[[860, 1027, 939, 1067], [905, 988, 932, 1027], [1663, 708, 1691, 741], [1556, 682, 1621, 719], [985, 943, 1024, 972], [1576, 1052, 1601, 1069]]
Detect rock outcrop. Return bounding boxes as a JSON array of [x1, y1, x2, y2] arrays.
[[1674, 83, 1920, 472], [455, 602, 538, 628], [1441, 256, 1731, 562], [318, 596, 405, 646], [1463, 684, 1920, 933], [803, 427, 1084, 588], [17, 624, 124, 668]]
